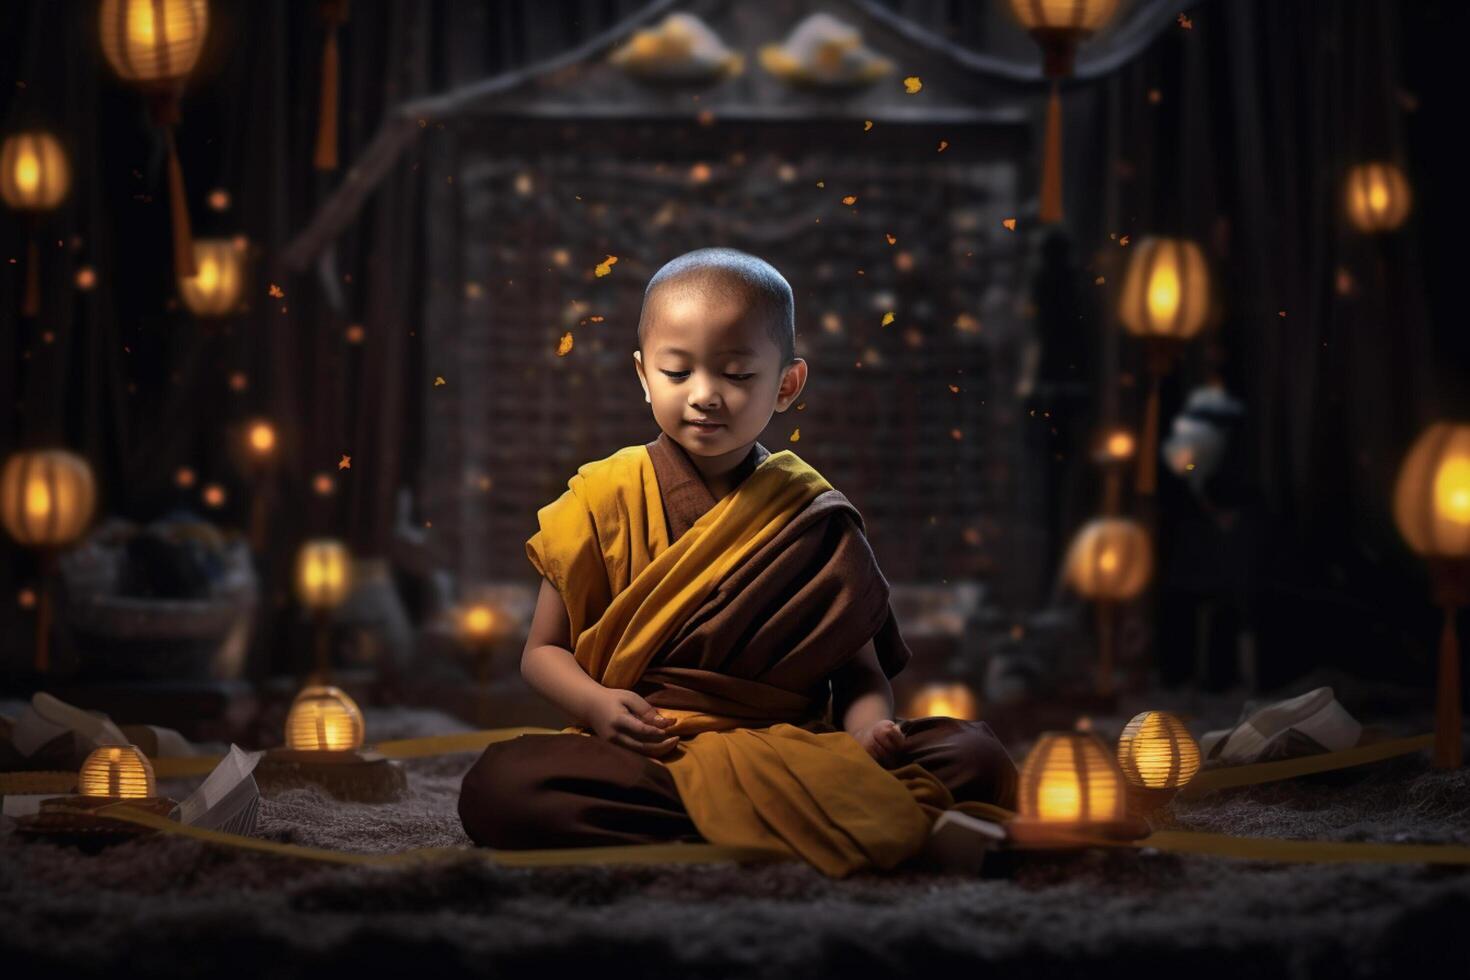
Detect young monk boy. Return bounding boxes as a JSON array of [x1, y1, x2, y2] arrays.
[[458, 247, 1017, 877]]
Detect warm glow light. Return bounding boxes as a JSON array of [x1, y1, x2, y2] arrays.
[[1435, 457, 1470, 525], [1106, 431, 1134, 459], [1119, 237, 1210, 339], [296, 539, 352, 610], [248, 421, 276, 455], [1, 449, 97, 548], [1116, 711, 1201, 789], [175, 466, 196, 488], [312, 473, 334, 496], [285, 685, 364, 751], [1, 132, 69, 210], [1006, 0, 1121, 32], [1019, 732, 1126, 824], [1394, 423, 1470, 558], [1064, 517, 1152, 600], [79, 744, 156, 799], [99, 0, 208, 85], [202, 483, 226, 507], [179, 238, 246, 316], [907, 682, 978, 721], [1345, 162, 1411, 233], [462, 604, 497, 640]]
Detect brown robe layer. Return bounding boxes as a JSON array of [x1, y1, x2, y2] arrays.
[[460, 431, 1018, 850]]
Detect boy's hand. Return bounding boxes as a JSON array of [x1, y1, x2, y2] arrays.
[[584, 687, 679, 758], [852, 718, 906, 763]]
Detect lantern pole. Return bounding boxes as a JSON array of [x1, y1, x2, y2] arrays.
[[148, 94, 198, 280], [1096, 598, 1114, 698], [1137, 340, 1177, 496], [312, 607, 332, 685], [22, 214, 40, 318], [314, 0, 350, 171], [1431, 559, 1469, 769], [33, 548, 56, 674]]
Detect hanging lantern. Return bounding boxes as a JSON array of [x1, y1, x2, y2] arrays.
[[295, 538, 352, 611], [178, 237, 247, 316], [1118, 236, 1212, 494], [1116, 710, 1200, 815], [285, 685, 365, 751], [1005, 0, 1122, 223], [99, 0, 210, 280], [1064, 517, 1152, 601], [1393, 422, 1470, 768], [314, 1, 350, 170], [906, 682, 979, 721], [1345, 161, 1411, 234], [1, 449, 97, 548], [1065, 517, 1151, 697], [79, 744, 156, 799], [1, 131, 71, 318]]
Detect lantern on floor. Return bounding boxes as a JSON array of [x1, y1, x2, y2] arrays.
[[1, 131, 70, 318], [79, 744, 156, 799], [1118, 236, 1212, 495], [1, 449, 98, 673], [1010, 731, 1144, 846], [1345, 161, 1411, 234], [1392, 422, 1470, 768], [178, 238, 247, 316], [1065, 517, 1152, 697], [1116, 710, 1200, 814], [1005, 0, 1121, 223], [99, 0, 210, 280], [906, 682, 979, 721], [285, 685, 364, 752], [295, 538, 353, 679]]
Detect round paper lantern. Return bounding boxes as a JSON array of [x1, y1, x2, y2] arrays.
[[286, 685, 365, 751], [1116, 711, 1200, 789], [295, 538, 352, 611], [1345, 161, 1411, 233], [1018, 731, 1126, 824], [906, 682, 978, 721], [1, 449, 97, 548], [99, 0, 209, 281], [1064, 517, 1152, 601], [99, 0, 208, 86], [1393, 423, 1470, 559], [1118, 237, 1211, 340], [0, 131, 69, 210], [178, 238, 246, 316], [79, 744, 156, 799]]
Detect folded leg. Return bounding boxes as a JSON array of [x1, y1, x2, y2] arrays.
[[458, 733, 704, 849], [890, 716, 1019, 811]]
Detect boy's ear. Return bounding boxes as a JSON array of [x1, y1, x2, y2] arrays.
[[776, 358, 808, 410], [633, 350, 651, 403]]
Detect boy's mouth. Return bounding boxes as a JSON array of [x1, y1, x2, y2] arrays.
[[685, 420, 724, 432]]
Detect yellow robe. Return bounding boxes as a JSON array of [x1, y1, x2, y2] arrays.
[[526, 443, 953, 877]]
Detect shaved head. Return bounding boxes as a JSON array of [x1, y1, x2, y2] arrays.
[[637, 248, 796, 368]]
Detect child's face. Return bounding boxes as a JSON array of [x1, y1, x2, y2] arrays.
[[633, 288, 805, 462]]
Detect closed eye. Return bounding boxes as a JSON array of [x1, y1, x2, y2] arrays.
[[660, 371, 755, 381]]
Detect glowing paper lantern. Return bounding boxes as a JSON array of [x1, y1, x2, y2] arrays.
[[1, 131, 69, 210], [1005, 0, 1121, 222], [1393, 422, 1470, 768], [99, 0, 210, 280], [295, 538, 352, 611], [1345, 161, 1411, 233], [1018, 731, 1127, 825], [79, 744, 156, 799], [906, 682, 979, 721], [286, 685, 365, 751], [247, 420, 276, 456], [178, 238, 247, 316], [1117, 711, 1200, 789], [1, 131, 71, 318], [1064, 517, 1151, 601], [1065, 517, 1151, 697], [1, 449, 97, 548], [1119, 237, 1211, 341]]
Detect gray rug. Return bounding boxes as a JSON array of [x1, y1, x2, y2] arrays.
[[2, 686, 1468, 979]]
